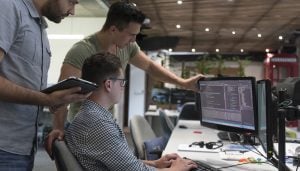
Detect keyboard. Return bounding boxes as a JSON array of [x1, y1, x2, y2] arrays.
[[191, 160, 221, 171]]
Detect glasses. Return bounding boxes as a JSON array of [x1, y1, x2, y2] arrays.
[[108, 78, 127, 87]]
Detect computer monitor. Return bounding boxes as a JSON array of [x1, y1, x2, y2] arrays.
[[257, 79, 274, 159], [197, 77, 258, 134]]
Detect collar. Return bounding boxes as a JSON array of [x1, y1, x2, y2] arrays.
[[21, 0, 48, 29]]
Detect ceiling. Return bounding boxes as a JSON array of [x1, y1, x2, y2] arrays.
[[76, 0, 300, 54]]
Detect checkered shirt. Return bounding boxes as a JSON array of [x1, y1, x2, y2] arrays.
[[65, 100, 156, 171]]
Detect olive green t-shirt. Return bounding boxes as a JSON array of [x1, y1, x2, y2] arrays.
[[63, 33, 140, 122]]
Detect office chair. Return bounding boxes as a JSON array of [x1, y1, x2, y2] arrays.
[[158, 109, 175, 138], [129, 115, 157, 160], [178, 102, 200, 120], [52, 140, 83, 171]]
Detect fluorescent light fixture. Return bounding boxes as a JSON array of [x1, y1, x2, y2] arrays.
[[177, 0, 183, 4], [48, 34, 84, 40]]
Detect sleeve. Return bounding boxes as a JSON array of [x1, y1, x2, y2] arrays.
[[63, 41, 95, 70], [86, 119, 156, 171], [129, 42, 140, 59], [0, 1, 19, 53]]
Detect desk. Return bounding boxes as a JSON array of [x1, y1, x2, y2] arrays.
[[163, 120, 296, 171]]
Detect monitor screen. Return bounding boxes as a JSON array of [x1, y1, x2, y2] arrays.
[[257, 79, 274, 159], [197, 77, 258, 134]]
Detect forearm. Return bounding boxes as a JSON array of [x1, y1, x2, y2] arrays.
[[52, 106, 68, 130], [146, 62, 184, 87], [0, 76, 49, 105]]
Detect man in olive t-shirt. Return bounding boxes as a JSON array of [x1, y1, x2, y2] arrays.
[[45, 1, 204, 158], [63, 33, 139, 122]]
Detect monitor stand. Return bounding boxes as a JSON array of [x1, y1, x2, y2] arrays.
[[217, 131, 240, 142]]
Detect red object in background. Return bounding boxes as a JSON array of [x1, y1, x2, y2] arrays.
[[264, 53, 299, 86], [264, 53, 299, 127]]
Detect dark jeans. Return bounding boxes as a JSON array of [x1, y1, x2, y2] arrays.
[[0, 149, 34, 171]]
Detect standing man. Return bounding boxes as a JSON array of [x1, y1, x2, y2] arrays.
[[65, 52, 197, 171], [0, 0, 89, 170], [46, 1, 203, 155]]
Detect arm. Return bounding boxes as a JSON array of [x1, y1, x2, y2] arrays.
[[0, 49, 88, 106], [53, 63, 82, 129], [45, 63, 82, 158], [129, 51, 203, 91]]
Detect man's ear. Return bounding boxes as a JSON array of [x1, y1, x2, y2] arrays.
[[104, 80, 112, 92], [110, 25, 118, 33]]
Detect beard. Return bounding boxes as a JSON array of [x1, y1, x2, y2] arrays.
[[42, 0, 66, 23]]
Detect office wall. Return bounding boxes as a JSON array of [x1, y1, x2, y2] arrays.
[[46, 17, 106, 84]]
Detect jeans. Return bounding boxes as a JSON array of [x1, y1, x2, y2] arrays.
[[0, 149, 34, 171]]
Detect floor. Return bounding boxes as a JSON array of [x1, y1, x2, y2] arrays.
[[33, 147, 56, 171], [33, 127, 134, 171]]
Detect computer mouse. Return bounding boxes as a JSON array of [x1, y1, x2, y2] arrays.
[[179, 125, 188, 129]]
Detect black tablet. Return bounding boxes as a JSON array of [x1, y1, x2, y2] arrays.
[[41, 77, 99, 94]]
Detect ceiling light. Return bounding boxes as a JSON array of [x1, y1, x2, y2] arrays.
[[257, 33, 262, 38], [278, 35, 283, 40], [48, 34, 84, 40], [176, 24, 181, 29], [205, 28, 210, 32], [168, 48, 173, 52], [265, 48, 270, 53], [232, 31, 236, 35], [240, 49, 244, 53], [191, 48, 196, 52], [177, 0, 183, 4], [216, 49, 219, 52]]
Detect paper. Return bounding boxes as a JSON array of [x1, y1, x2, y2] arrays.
[[177, 144, 220, 153]]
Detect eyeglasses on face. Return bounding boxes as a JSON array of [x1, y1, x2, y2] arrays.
[[108, 78, 127, 87]]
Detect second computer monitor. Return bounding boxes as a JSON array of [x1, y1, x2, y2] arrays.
[[257, 79, 274, 159], [197, 77, 258, 134]]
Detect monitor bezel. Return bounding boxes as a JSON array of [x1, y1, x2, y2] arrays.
[[257, 79, 274, 159], [197, 77, 258, 135]]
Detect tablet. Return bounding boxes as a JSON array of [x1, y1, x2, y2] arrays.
[[41, 77, 99, 94]]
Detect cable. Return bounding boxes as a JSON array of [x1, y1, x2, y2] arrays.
[[278, 99, 293, 108], [217, 161, 268, 169]]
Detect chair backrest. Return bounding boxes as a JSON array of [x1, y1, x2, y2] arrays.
[[52, 140, 83, 171], [178, 102, 200, 120], [158, 110, 175, 138], [129, 115, 156, 160]]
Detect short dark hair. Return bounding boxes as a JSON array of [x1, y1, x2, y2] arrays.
[[102, 2, 146, 31], [82, 52, 122, 85]]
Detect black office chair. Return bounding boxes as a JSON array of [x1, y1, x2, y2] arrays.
[[52, 140, 83, 171], [158, 109, 175, 139], [178, 102, 200, 120]]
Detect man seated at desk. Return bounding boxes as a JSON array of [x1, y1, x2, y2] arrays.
[[65, 52, 197, 171]]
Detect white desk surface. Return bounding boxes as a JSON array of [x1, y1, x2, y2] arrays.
[[163, 120, 296, 171]]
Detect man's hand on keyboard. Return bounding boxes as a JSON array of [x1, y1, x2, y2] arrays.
[[154, 153, 179, 168], [169, 156, 198, 171]]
